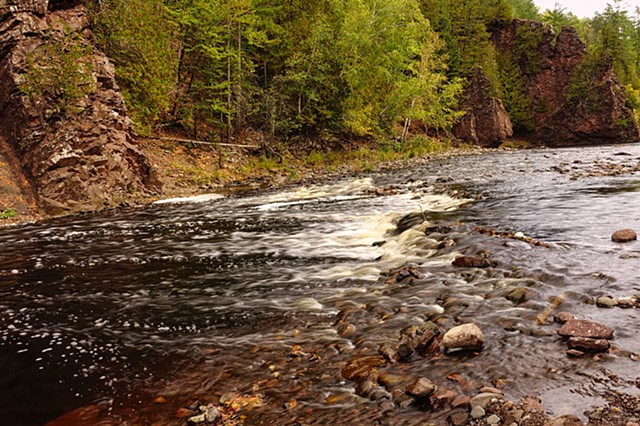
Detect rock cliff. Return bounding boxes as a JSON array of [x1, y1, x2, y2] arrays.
[[493, 19, 639, 147], [453, 67, 513, 148], [0, 0, 159, 216]]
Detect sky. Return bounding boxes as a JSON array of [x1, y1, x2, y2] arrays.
[[533, 0, 640, 18]]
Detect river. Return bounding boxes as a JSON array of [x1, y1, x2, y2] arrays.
[[1, 145, 640, 425]]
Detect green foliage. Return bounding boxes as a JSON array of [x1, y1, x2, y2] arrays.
[[497, 51, 533, 131], [509, 0, 540, 20], [514, 25, 545, 74], [92, 0, 178, 133], [21, 28, 94, 118], [564, 52, 609, 112], [541, 5, 580, 35], [0, 208, 17, 220]]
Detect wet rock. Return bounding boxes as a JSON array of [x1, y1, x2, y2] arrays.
[[567, 336, 610, 353], [405, 377, 437, 399], [480, 387, 504, 395], [153, 396, 167, 404], [392, 389, 415, 408], [453, 256, 494, 268], [554, 312, 574, 324], [379, 342, 400, 363], [452, 395, 472, 409], [341, 355, 386, 380], [449, 412, 470, 426], [612, 229, 637, 243], [425, 225, 454, 236], [378, 372, 408, 389], [369, 386, 392, 402], [471, 405, 486, 419], [394, 212, 427, 235], [506, 287, 535, 304], [430, 389, 459, 410], [176, 408, 196, 419], [596, 296, 617, 308], [355, 375, 378, 398], [470, 393, 504, 410], [566, 349, 586, 358], [618, 297, 637, 308], [558, 319, 614, 340], [443, 323, 484, 352]]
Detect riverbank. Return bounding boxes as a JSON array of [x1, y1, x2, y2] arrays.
[[137, 134, 493, 202]]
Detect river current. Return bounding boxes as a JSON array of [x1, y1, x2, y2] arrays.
[[1, 145, 640, 425]]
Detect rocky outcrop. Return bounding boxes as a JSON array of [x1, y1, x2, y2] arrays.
[[453, 67, 513, 148], [0, 0, 159, 215], [492, 19, 639, 147]]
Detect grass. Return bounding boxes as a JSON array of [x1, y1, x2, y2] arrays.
[[0, 208, 18, 219]]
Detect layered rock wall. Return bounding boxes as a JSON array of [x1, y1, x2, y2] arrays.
[[493, 19, 639, 147], [453, 67, 513, 148], [0, 0, 159, 215]]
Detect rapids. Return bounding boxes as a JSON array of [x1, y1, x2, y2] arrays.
[[1, 145, 640, 424]]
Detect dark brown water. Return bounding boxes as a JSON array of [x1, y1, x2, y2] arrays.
[[2, 145, 640, 425]]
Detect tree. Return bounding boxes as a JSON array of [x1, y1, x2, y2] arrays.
[[92, 0, 178, 132], [509, 0, 540, 20]]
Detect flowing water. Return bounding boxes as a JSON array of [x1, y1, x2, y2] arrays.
[[2, 145, 640, 425]]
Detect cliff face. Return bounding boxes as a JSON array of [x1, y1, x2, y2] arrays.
[[493, 19, 639, 147], [0, 0, 159, 215], [453, 67, 513, 148]]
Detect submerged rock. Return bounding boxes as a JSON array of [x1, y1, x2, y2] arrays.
[[452, 256, 494, 268], [443, 323, 484, 351]]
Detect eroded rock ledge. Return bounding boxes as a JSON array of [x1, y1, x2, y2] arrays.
[[455, 19, 640, 147], [0, 0, 159, 215]]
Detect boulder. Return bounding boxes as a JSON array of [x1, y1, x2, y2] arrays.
[[612, 229, 637, 243], [453, 67, 513, 148], [443, 323, 484, 351], [558, 319, 614, 340]]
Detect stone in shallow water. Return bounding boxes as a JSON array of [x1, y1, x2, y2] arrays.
[[558, 319, 614, 340], [596, 296, 617, 308], [554, 311, 574, 324], [469, 393, 503, 409], [405, 377, 436, 399], [452, 256, 493, 268], [567, 337, 610, 353], [612, 229, 637, 243], [443, 323, 484, 351]]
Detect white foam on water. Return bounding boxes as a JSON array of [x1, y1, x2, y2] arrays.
[[153, 193, 225, 205]]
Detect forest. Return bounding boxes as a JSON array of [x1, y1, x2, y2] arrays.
[[86, 0, 640, 146]]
